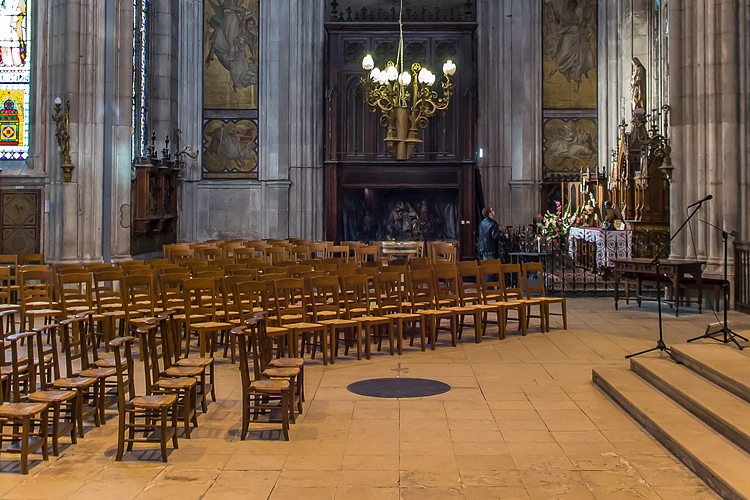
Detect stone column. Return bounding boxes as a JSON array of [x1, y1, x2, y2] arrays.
[[668, 0, 743, 275], [45, 0, 107, 263], [476, 0, 541, 226], [287, 0, 326, 241], [176, 0, 203, 242]]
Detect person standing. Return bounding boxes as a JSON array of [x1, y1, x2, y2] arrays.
[[478, 207, 502, 260]]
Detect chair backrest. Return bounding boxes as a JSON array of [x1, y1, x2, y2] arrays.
[[170, 248, 195, 262], [5, 331, 36, 402], [408, 257, 431, 270], [19, 253, 44, 266], [193, 268, 224, 280], [197, 247, 223, 261], [272, 278, 308, 325], [19, 268, 56, 309], [122, 274, 157, 318], [407, 268, 435, 310], [500, 263, 523, 300], [321, 257, 344, 266], [0, 267, 12, 304], [522, 261, 547, 299], [287, 264, 314, 278], [222, 264, 248, 274], [479, 261, 505, 303], [145, 259, 170, 268], [59, 313, 99, 377], [355, 246, 380, 265], [456, 263, 483, 305], [86, 262, 116, 272], [124, 265, 152, 277], [265, 246, 289, 264], [210, 259, 234, 269], [431, 242, 457, 264], [290, 245, 310, 261], [308, 276, 341, 321], [375, 271, 404, 313], [233, 247, 256, 261], [231, 268, 259, 279], [93, 267, 124, 313], [58, 271, 94, 314], [432, 264, 459, 305], [341, 274, 372, 317], [110, 336, 137, 406], [325, 245, 350, 262], [307, 242, 330, 259], [313, 263, 338, 273], [34, 324, 63, 390], [159, 271, 190, 311], [182, 278, 218, 320], [233, 280, 268, 324], [274, 261, 298, 268]]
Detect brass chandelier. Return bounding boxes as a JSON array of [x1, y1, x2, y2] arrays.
[[361, 0, 456, 160]]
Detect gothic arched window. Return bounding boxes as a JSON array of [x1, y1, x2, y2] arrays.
[[132, 0, 148, 160], [0, 0, 30, 161]]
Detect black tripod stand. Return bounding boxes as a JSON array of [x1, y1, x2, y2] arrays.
[[686, 220, 747, 349], [626, 198, 710, 360]]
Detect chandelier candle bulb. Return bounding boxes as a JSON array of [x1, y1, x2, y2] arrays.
[[362, 54, 374, 71], [386, 65, 398, 82], [398, 72, 411, 86], [443, 60, 456, 76]]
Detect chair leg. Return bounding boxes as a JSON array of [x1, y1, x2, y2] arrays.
[[160, 410, 168, 462]]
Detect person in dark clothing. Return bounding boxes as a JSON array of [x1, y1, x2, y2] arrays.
[[478, 207, 504, 286], [478, 207, 502, 260]]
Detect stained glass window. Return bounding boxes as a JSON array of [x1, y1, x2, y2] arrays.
[[132, 0, 148, 161], [0, 0, 30, 161]]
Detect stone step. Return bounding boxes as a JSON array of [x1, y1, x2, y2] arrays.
[[631, 356, 750, 454], [593, 367, 750, 500], [672, 344, 750, 404]]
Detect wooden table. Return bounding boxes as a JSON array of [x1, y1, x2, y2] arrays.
[[612, 258, 706, 317]]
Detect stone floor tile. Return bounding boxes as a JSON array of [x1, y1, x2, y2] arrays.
[[462, 486, 531, 500], [335, 486, 400, 499], [269, 487, 337, 500]]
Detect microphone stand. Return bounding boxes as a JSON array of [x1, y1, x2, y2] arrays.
[[687, 220, 747, 349], [626, 198, 709, 360]]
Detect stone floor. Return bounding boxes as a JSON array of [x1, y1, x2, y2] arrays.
[[3, 297, 747, 499]]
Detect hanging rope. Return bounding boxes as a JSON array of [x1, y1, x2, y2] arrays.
[[397, 0, 405, 106]]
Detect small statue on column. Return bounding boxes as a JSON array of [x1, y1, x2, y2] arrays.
[[630, 57, 646, 113]]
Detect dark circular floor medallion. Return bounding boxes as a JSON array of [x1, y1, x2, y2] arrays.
[[347, 377, 451, 398]]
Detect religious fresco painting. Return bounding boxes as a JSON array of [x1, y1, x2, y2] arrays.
[[0, 0, 29, 160], [202, 0, 259, 179], [542, 116, 597, 182], [202, 118, 258, 179], [542, 0, 597, 182]]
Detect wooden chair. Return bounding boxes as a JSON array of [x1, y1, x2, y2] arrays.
[[25, 329, 78, 456], [290, 245, 310, 261], [0, 331, 49, 474], [308, 276, 357, 364], [170, 248, 195, 263], [57, 271, 95, 319], [136, 321, 198, 438], [501, 264, 546, 334], [408, 257, 431, 270], [406, 269, 456, 350], [182, 278, 232, 359], [430, 242, 457, 264], [479, 261, 525, 339], [33, 324, 99, 437], [232, 323, 290, 441], [374, 272, 420, 355], [272, 278, 326, 360], [233, 248, 256, 262], [196, 247, 222, 261], [522, 262, 566, 331], [433, 264, 483, 344], [59, 313, 118, 423], [456, 262, 497, 339], [18, 269, 62, 331], [341, 274, 392, 360], [92, 267, 126, 349], [307, 242, 329, 259], [111, 336, 178, 462]]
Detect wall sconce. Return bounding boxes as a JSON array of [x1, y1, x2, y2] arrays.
[[51, 97, 74, 182], [659, 143, 674, 183]]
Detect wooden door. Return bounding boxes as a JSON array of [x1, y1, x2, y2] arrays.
[[0, 190, 41, 254]]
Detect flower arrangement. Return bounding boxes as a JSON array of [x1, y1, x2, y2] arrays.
[[537, 201, 584, 246]]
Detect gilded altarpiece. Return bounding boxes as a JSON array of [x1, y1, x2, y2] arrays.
[[202, 0, 259, 179], [541, 0, 597, 191]]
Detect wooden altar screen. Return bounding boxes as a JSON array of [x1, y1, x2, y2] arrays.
[[324, 12, 478, 260]]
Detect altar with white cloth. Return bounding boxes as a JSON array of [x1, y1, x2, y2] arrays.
[[568, 227, 632, 270]]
